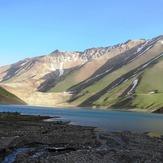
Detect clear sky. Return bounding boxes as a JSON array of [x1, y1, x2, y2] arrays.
[[0, 0, 163, 66]]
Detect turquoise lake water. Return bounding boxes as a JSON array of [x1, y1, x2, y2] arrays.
[[0, 105, 163, 134]]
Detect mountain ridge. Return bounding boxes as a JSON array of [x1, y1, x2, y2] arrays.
[[0, 35, 163, 111]]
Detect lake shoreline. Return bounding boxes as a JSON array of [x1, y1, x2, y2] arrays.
[[0, 112, 163, 162], [24, 104, 163, 114], [1, 103, 162, 114]]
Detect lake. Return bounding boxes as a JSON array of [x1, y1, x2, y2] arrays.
[[0, 105, 163, 134]]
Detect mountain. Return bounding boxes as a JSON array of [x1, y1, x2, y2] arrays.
[[0, 35, 163, 111], [0, 86, 26, 105]]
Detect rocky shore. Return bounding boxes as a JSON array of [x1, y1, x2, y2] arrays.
[[0, 112, 163, 163]]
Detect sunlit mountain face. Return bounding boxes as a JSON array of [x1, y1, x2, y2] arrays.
[[0, 35, 163, 111]]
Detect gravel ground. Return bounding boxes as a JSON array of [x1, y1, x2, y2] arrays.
[[0, 112, 163, 163]]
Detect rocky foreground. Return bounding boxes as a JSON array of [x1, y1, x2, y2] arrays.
[[0, 112, 163, 163]]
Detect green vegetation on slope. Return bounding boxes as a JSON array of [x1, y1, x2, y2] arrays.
[[136, 59, 163, 94], [129, 59, 163, 110], [70, 45, 163, 110], [131, 94, 163, 110], [97, 58, 163, 110], [73, 43, 163, 102], [93, 78, 135, 107], [0, 86, 26, 105], [48, 67, 82, 92]]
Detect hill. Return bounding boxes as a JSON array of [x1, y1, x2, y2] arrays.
[[0, 86, 26, 105]]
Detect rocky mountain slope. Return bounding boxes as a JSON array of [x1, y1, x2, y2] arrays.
[[0, 35, 163, 111]]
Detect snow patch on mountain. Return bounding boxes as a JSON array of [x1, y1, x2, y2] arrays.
[[127, 79, 138, 94], [137, 40, 150, 53], [14, 69, 20, 74], [20, 62, 28, 66], [160, 40, 163, 44], [141, 53, 163, 69], [74, 56, 79, 62], [4, 76, 11, 80], [123, 79, 129, 83], [59, 62, 64, 76], [130, 45, 153, 63], [50, 64, 56, 71], [79, 69, 112, 85]]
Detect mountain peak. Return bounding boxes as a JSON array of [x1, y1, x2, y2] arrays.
[[50, 49, 61, 54]]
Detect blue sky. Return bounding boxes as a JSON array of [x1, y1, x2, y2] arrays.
[[0, 0, 163, 66]]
